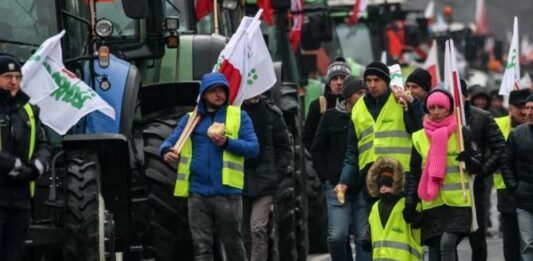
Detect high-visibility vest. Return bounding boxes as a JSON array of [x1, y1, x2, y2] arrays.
[[493, 116, 511, 190], [369, 197, 424, 261], [352, 93, 412, 170], [22, 104, 37, 197], [412, 130, 471, 210], [173, 105, 244, 197]]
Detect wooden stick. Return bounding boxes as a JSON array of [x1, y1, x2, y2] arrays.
[[173, 108, 200, 153], [213, 0, 220, 35], [455, 108, 468, 202]]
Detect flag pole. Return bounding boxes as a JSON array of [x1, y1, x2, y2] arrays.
[[455, 109, 468, 202], [172, 9, 264, 154]]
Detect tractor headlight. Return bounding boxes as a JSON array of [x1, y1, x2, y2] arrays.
[[165, 16, 180, 31], [95, 18, 114, 38]]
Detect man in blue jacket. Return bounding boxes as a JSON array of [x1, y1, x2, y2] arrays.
[[160, 72, 259, 261]]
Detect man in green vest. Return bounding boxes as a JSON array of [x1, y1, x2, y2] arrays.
[[160, 72, 259, 261], [0, 53, 51, 260], [336, 61, 424, 255], [494, 89, 530, 261]]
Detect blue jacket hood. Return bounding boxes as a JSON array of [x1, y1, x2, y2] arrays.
[[198, 72, 230, 115]]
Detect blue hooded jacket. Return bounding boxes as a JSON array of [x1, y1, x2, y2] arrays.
[[159, 72, 259, 196]]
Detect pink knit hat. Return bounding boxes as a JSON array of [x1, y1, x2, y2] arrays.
[[426, 91, 452, 111]]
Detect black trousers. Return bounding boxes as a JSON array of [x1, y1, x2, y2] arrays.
[[501, 212, 521, 261], [0, 207, 30, 261], [469, 188, 488, 261]]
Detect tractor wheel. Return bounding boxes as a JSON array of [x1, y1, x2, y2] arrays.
[[141, 108, 194, 261], [63, 150, 115, 261], [272, 178, 296, 261], [305, 159, 328, 254]]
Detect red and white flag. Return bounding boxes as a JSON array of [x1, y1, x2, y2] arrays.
[[500, 17, 520, 96], [257, 0, 274, 26], [215, 10, 276, 106], [195, 0, 213, 20], [347, 0, 368, 26], [475, 0, 489, 35], [423, 40, 441, 88], [290, 0, 304, 50], [445, 39, 466, 125]]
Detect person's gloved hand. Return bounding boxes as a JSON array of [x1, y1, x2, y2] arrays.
[[403, 204, 417, 223], [7, 159, 42, 181]]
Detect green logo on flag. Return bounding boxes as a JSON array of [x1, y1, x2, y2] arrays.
[[247, 68, 258, 85], [506, 49, 517, 69], [44, 62, 96, 109], [390, 73, 402, 80]]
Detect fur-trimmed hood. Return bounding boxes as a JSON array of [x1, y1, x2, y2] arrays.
[[367, 157, 404, 197]]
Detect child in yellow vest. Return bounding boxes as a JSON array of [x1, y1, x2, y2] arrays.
[[366, 157, 424, 261]]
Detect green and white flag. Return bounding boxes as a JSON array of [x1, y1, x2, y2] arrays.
[[499, 17, 521, 96], [21, 30, 115, 134], [389, 64, 404, 90]]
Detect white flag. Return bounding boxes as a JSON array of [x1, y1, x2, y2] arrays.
[[388, 64, 404, 90], [21, 31, 66, 103], [380, 51, 387, 64], [424, 0, 434, 20], [217, 10, 276, 106], [500, 17, 520, 96], [423, 40, 441, 88], [444, 40, 452, 92], [21, 31, 115, 134]]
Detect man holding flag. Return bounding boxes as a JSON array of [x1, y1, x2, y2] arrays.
[[0, 53, 51, 260], [160, 72, 259, 260]]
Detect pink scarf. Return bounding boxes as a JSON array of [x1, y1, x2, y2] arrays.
[[418, 114, 457, 201]]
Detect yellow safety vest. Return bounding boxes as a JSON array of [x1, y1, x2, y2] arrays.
[[412, 130, 471, 210], [352, 93, 412, 170], [174, 105, 244, 197], [23, 104, 36, 197], [493, 116, 511, 190], [369, 197, 424, 261]]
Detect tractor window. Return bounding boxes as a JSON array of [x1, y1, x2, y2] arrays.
[[0, 0, 57, 60], [64, 0, 91, 60], [166, 0, 191, 32], [96, 0, 139, 39], [326, 22, 375, 65]]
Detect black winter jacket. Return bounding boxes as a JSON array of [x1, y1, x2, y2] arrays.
[[0, 90, 51, 210], [310, 102, 349, 186], [243, 98, 291, 198], [302, 88, 340, 151], [501, 124, 533, 213], [464, 103, 506, 192]]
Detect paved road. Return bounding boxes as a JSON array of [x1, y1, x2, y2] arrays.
[[309, 189, 504, 261]]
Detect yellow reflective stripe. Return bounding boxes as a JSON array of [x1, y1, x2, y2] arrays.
[[441, 183, 464, 191], [176, 173, 188, 180], [179, 156, 189, 164], [23, 104, 36, 198], [358, 142, 373, 154], [223, 161, 243, 171], [373, 240, 424, 260], [375, 130, 410, 138], [446, 166, 460, 173], [375, 147, 411, 154], [359, 126, 374, 140]]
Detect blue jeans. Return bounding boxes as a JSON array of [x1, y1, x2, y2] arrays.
[[517, 208, 533, 261], [325, 182, 372, 261]]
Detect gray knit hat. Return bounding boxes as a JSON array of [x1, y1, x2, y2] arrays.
[[342, 76, 366, 99], [327, 57, 351, 84]]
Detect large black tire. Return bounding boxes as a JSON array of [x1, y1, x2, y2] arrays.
[[63, 150, 113, 261], [273, 178, 297, 261], [305, 158, 328, 254], [141, 107, 194, 261]]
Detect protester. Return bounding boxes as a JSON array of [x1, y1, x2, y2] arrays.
[[336, 61, 424, 258], [366, 157, 423, 261], [311, 76, 368, 261], [160, 72, 259, 261], [241, 95, 291, 261], [405, 68, 432, 105], [489, 90, 508, 117], [303, 57, 351, 151], [404, 89, 483, 261], [501, 94, 533, 261], [461, 80, 506, 261], [468, 85, 491, 111], [494, 89, 530, 261], [0, 53, 51, 260]]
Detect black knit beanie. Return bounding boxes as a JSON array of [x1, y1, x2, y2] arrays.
[[326, 57, 351, 84], [527, 94, 533, 103], [342, 76, 366, 100], [364, 61, 390, 85], [509, 89, 531, 105], [406, 68, 432, 92], [0, 54, 21, 76]]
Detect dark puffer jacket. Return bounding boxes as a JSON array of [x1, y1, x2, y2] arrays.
[[0, 90, 51, 210], [501, 124, 533, 213], [464, 103, 506, 192], [242, 98, 291, 198], [302, 87, 340, 151]]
